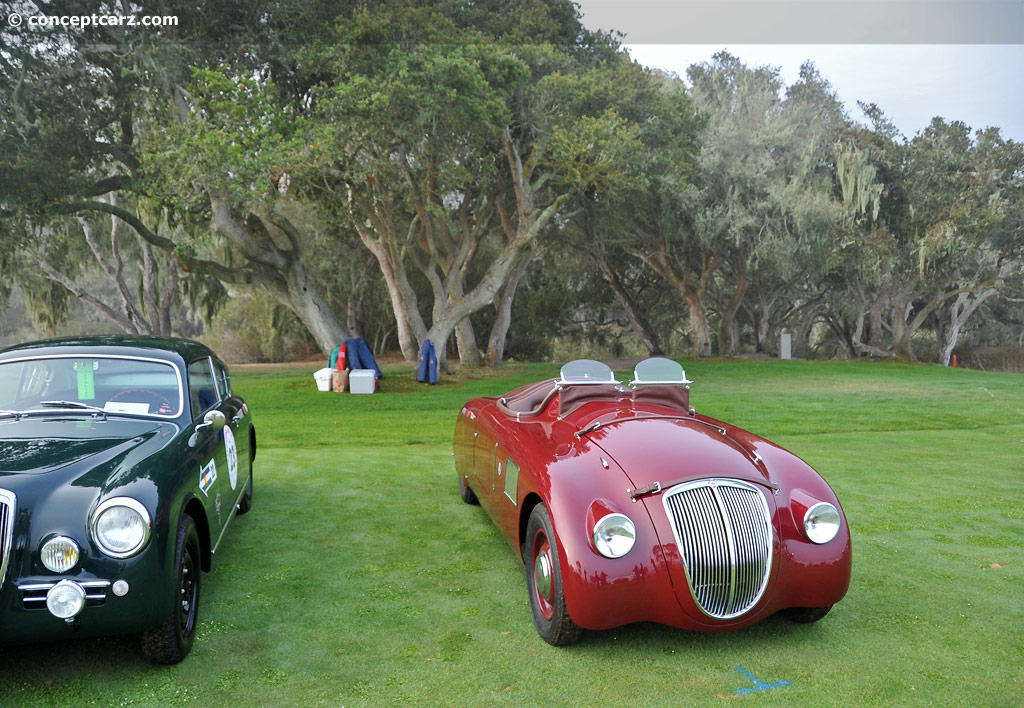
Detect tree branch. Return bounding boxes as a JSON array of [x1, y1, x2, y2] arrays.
[[34, 256, 142, 334], [63, 198, 272, 287]]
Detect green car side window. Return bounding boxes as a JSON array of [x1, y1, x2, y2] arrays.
[[213, 360, 231, 398], [188, 358, 220, 418]]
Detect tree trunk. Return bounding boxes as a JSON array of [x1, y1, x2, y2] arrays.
[[346, 258, 368, 337], [868, 274, 890, 348], [456, 317, 484, 367], [749, 286, 773, 354], [140, 241, 162, 334], [847, 295, 897, 358], [76, 213, 152, 334], [441, 253, 484, 367], [593, 252, 663, 356], [280, 260, 353, 355], [207, 198, 355, 356], [636, 247, 714, 357], [157, 258, 178, 336], [890, 292, 916, 360], [755, 309, 771, 354], [821, 311, 857, 359], [715, 256, 748, 357], [433, 332, 452, 372], [718, 318, 740, 357], [792, 304, 821, 359], [938, 288, 998, 366], [688, 297, 713, 357], [359, 234, 422, 361], [486, 245, 536, 366]]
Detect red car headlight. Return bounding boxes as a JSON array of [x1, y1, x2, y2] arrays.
[[803, 502, 841, 544], [592, 513, 636, 558]]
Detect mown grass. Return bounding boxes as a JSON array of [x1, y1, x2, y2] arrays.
[[1, 358, 1022, 707]]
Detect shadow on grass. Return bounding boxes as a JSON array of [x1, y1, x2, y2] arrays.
[[1, 634, 146, 668], [570, 611, 831, 651]]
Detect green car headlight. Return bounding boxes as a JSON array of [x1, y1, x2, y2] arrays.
[[803, 502, 841, 544], [592, 513, 636, 558], [41, 535, 80, 573], [46, 580, 87, 620], [91, 498, 152, 558]]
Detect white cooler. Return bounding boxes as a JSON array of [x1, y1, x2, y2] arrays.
[[313, 367, 333, 392], [349, 369, 376, 394]]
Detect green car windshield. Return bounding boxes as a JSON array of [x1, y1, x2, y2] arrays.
[[0, 356, 183, 418]]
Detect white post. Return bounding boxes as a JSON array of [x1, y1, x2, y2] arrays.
[[780, 332, 792, 360]]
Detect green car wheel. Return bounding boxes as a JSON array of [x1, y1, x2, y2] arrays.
[[140, 515, 201, 665]]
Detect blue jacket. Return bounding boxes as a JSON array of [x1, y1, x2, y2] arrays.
[[345, 338, 383, 378]]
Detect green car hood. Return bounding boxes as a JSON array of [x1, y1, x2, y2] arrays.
[[0, 417, 173, 477]]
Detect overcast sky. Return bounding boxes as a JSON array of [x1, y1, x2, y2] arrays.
[[574, 2, 1024, 142]]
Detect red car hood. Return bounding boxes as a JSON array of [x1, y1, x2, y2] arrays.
[[580, 416, 773, 492]]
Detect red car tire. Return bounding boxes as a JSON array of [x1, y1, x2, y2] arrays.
[[525, 504, 582, 646]]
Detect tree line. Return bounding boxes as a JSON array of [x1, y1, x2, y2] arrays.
[[2, 0, 1022, 367]]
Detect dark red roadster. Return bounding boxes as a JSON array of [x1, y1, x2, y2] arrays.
[[453, 358, 851, 644]]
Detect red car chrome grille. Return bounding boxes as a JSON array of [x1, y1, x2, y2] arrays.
[[0, 489, 15, 585], [662, 479, 773, 619]]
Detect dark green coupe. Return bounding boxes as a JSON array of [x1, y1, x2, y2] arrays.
[[0, 336, 255, 664]]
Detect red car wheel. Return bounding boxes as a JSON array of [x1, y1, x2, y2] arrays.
[[531, 531, 555, 620], [525, 504, 581, 646]]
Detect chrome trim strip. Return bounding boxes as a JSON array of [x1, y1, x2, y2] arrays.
[[19, 580, 112, 592], [211, 470, 249, 555], [628, 379, 693, 386], [22, 592, 108, 603], [0, 489, 16, 585], [19, 579, 111, 606], [19, 583, 58, 592]]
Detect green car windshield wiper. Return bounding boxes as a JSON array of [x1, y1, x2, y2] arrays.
[[39, 400, 107, 418]]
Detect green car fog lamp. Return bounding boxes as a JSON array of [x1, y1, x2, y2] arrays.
[[41, 536, 80, 573], [46, 580, 87, 620]]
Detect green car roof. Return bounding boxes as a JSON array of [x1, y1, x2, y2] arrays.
[[0, 335, 219, 365]]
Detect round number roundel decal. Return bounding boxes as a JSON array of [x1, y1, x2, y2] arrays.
[[224, 425, 238, 490]]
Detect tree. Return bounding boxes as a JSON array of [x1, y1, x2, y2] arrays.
[[32, 201, 183, 335], [817, 108, 1024, 363], [564, 64, 701, 356], [1, 0, 356, 352], [815, 105, 897, 358], [653, 54, 846, 357], [735, 63, 848, 356], [1, 2, 191, 334], [295, 3, 641, 368], [909, 124, 1024, 364]]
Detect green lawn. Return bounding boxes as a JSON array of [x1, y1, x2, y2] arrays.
[[2, 359, 1022, 707]]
